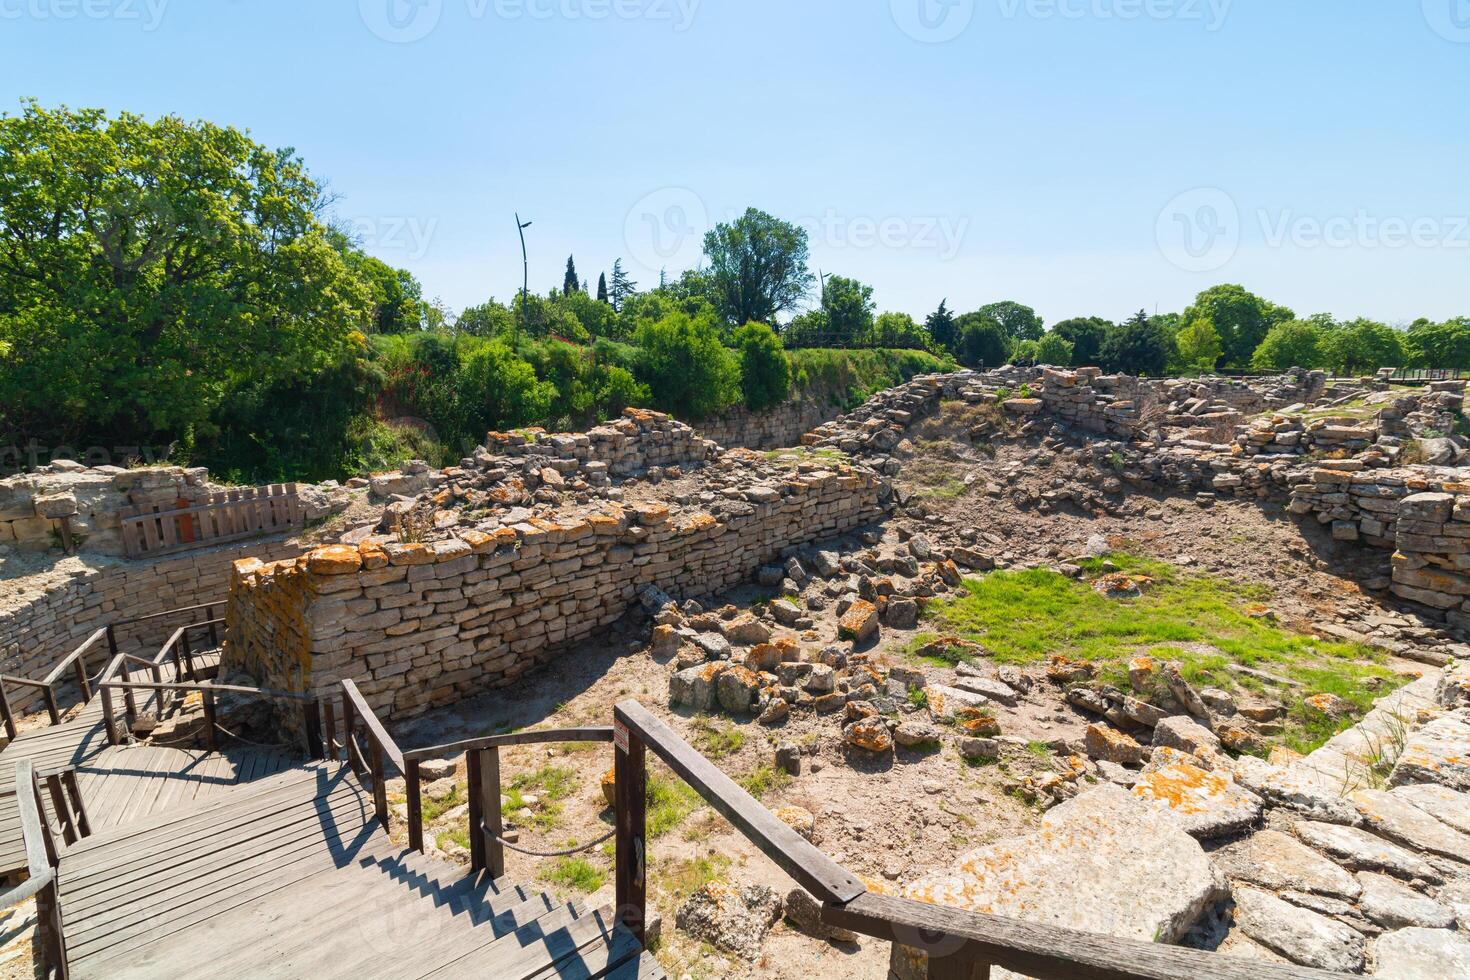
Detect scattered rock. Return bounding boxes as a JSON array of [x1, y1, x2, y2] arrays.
[[894, 721, 944, 749], [1084, 723, 1148, 766], [843, 717, 894, 754], [1231, 886, 1366, 973], [838, 600, 880, 642], [1211, 830, 1361, 902], [1129, 763, 1263, 839], [675, 883, 782, 961], [957, 737, 999, 762], [1152, 716, 1221, 756], [783, 887, 857, 943]]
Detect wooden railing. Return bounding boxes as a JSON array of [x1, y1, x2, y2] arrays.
[[369, 695, 1347, 979], [7, 759, 91, 979], [120, 484, 301, 558], [0, 601, 224, 742], [323, 679, 405, 834], [400, 725, 615, 874], [99, 675, 323, 759]]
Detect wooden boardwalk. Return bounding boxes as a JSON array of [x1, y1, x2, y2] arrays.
[[57, 761, 660, 978]]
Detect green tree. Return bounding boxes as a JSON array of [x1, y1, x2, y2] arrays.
[[0, 101, 374, 447], [1406, 317, 1470, 369], [978, 301, 1044, 342], [926, 300, 958, 354], [339, 245, 425, 334], [456, 300, 514, 338], [953, 313, 1010, 369], [822, 276, 875, 344], [1009, 339, 1040, 365], [609, 259, 637, 312], [865, 311, 931, 350], [1050, 317, 1111, 368], [596, 272, 609, 304], [1034, 331, 1075, 367], [633, 310, 740, 419], [1251, 320, 1325, 372], [1320, 319, 1406, 375], [1101, 311, 1169, 376], [734, 322, 791, 410], [1181, 285, 1294, 368], [1175, 315, 1224, 372], [563, 255, 580, 296], [703, 208, 815, 326], [457, 340, 556, 434]]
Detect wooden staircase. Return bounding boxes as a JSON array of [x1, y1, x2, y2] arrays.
[[56, 760, 660, 979]]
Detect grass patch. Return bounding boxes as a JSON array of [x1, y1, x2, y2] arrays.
[[504, 765, 578, 831], [647, 773, 704, 838], [736, 764, 791, 800], [660, 853, 733, 907], [420, 785, 464, 823], [539, 856, 605, 893], [691, 717, 745, 760], [926, 552, 1406, 752]]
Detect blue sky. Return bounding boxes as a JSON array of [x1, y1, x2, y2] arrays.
[[3, 0, 1468, 325]]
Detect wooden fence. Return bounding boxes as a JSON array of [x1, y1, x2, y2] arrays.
[[119, 484, 302, 559]]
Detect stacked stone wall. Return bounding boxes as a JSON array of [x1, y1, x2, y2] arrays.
[[226, 467, 888, 722], [696, 397, 847, 451], [0, 536, 304, 709]]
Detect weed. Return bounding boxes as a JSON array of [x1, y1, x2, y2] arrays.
[[647, 773, 703, 837], [737, 764, 791, 800], [692, 717, 745, 760], [908, 688, 930, 710], [539, 856, 604, 893], [661, 854, 733, 907]]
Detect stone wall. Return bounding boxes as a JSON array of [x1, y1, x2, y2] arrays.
[[227, 464, 888, 722], [696, 396, 849, 451], [0, 536, 304, 710], [1387, 490, 1470, 629]]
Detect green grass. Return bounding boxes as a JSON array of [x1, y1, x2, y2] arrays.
[[539, 856, 605, 893], [647, 774, 704, 838], [736, 764, 791, 800], [762, 446, 849, 468], [504, 765, 578, 831], [787, 348, 956, 408], [925, 552, 1406, 753], [661, 854, 733, 907], [691, 717, 745, 760]]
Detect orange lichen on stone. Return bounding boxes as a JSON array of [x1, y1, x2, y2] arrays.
[[838, 600, 879, 641], [634, 503, 670, 525], [1131, 763, 1229, 815], [306, 545, 362, 576]]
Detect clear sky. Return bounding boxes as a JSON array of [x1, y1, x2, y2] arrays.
[[3, 0, 1468, 326]]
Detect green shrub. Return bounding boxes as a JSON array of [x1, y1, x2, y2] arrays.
[[633, 311, 740, 419], [735, 322, 791, 411]]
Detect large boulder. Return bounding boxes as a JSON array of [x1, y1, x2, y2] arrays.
[[1129, 762, 1263, 839], [1211, 830, 1360, 902], [1390, 714, 1470, 791], [896, 785, 1226, 978], [669, 662, 727, 713]]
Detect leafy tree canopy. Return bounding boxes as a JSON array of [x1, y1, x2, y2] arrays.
[[1321, 319, 1405, 375], [1101, 311, 1169, 376], [1181, 284, 1294, 369], [926, 300, 958, 354], [703, 208, 815, 326], [1050, 317, 1111, 368], [1035, 331, 1075, 367], [1251, 320, 1325, 372], [977, 301, 1044, 342], [953, 312, 1010, 369]]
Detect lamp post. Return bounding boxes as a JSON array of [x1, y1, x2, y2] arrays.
[[515, 213, 533, 344]]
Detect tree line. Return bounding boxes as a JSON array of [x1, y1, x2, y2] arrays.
[[3, 102, 1463, 483]]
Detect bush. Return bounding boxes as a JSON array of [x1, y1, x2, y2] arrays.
[[954, 315, 1010, 369], [1034, 332, 1074, 367], [734, 322, 791, 411], [633, 311, 740, 419], [1101, 313, 1169, 376], [457, 340, 556, 436], [1251, 320, 1325, 372]]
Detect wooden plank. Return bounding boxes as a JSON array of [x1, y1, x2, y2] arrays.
[[417, 903, 618, 979], [823, 892, 1355, 980], [403, 727, 613, 762], [614, 700, 864, 905]]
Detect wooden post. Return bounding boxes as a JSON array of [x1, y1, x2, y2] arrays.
[[322, 699, 338, 761], [405, 758, 423, 853], [304, 699, 324, 760], [42, 686, 60, 726], [343, 696, 363, 778], [31, 775, 58, 869], [466, 750, 485, 874], [73, 653, 91, 704], [179, 629, 195, 681], [201, 688, 217, 752], [44, 776, 76, 846], [119, 659, 137, 727], [613, 712, 647, 945], [207, 609, 219, 649], [0, 679, 15, 741], [101, 684, 118, 746], [62, 771, 90, 839], [369, 737, 388, 831], [483, 748, 505, 880]]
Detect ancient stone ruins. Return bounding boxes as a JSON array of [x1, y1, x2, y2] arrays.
[[5, 366, 1470, 978]]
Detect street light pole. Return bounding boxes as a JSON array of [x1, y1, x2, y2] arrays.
[[515, 213, 533, 344]]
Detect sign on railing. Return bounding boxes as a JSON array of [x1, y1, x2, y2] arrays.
[[119, 483, 302, 558]]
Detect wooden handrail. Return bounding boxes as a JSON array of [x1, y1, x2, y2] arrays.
[[398, 726, 615, 870], [606, 701, 1347, 980], [824, 892, 1353, 980], [13, 760, 69, 976], [401, 727, 613, 762], [40, 628, 108, 687], [613, 700, 863, 906], [340, 680, 404, 773]]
